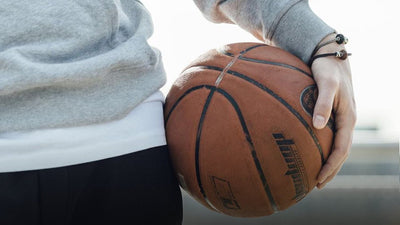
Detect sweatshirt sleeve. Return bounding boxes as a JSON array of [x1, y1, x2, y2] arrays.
[[193, 0, 335, 64]]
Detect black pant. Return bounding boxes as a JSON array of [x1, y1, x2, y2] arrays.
[[0, 145, 183, 225]]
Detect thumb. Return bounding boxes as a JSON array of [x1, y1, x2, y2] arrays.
[[313, 81, 336, 129]]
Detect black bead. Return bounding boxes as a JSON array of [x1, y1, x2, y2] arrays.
[[336, 34, 346, 44]]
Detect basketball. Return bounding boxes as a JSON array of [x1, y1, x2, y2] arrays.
[[164, 43, 334, 217]]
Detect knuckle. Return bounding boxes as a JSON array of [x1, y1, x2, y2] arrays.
[[324, 76, 340, 89], [323, 161, 335, 172], [314, 102, 332, 118], [351, 96, 357, 108], [325, 175, 335, 183], [337, 147, 350, 158], [351, 113, 357, 127], [348, 109, 357, 127], [343, 151, 350, 160], [315, 102, 332, 115]]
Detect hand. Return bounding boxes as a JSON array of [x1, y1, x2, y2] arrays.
[[311, 34, 357, 189]]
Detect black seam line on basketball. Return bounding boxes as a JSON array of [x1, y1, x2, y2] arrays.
[[212, 87, 279, 212], [216, 44, 265, 87], [220, 50, 312, 78], [224, 51, 234, 57], [192, 66, 326, 164], [195, 87, 216, 207], [239, 44, 266, 55], [165, 85, 207, 124], [221, 44, 266, 58], [182, 83, 279, 212]]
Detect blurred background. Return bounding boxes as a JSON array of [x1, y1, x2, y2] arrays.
[[143, 0, 399, 224]]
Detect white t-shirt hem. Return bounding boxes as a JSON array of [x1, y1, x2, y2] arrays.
[[0, 132, 166, 172], [0, 91, 166, 173]]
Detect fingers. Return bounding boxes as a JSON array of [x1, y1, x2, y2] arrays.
[[312, 75, 338, 129], [310, 36, 356, 189], [317, 164, 343, 189], [317, 118, 354, 187]]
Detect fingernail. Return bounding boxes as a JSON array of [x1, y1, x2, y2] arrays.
[[318, 175, 326, 184], [313, 115, 325, 129]]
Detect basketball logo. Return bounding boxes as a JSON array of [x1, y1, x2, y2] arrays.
[[300, 85, 318, 117]]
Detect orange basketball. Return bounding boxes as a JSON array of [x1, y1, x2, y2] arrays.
[[164, 43, 334, 217]]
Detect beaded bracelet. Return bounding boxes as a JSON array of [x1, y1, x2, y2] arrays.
[[309, 33, 351, 66], [309, 49, 352, 66], [311, 33, 349, 57]]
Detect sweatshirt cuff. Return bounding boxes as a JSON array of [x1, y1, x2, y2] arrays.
[[271, 1, 335, 64]]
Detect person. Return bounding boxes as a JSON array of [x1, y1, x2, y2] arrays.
[[0, 0, 356, 224]]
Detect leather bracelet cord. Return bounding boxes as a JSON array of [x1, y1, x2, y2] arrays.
[[311, 33, 349, 57], [309, 49, 352, 66]]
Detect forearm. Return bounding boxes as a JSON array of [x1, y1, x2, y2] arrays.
[[193, 0, 334, 64]]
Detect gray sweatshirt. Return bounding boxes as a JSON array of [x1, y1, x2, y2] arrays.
[[0, 0, 333, 133]]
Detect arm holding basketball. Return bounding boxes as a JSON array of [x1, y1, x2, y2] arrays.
[[311, 34, 357, 189], [192, 0, 334, 63]]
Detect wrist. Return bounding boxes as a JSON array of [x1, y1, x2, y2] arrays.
[[310, 33, 350, 66]]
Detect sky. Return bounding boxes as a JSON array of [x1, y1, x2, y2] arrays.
[[143, 0, 400, 140]]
